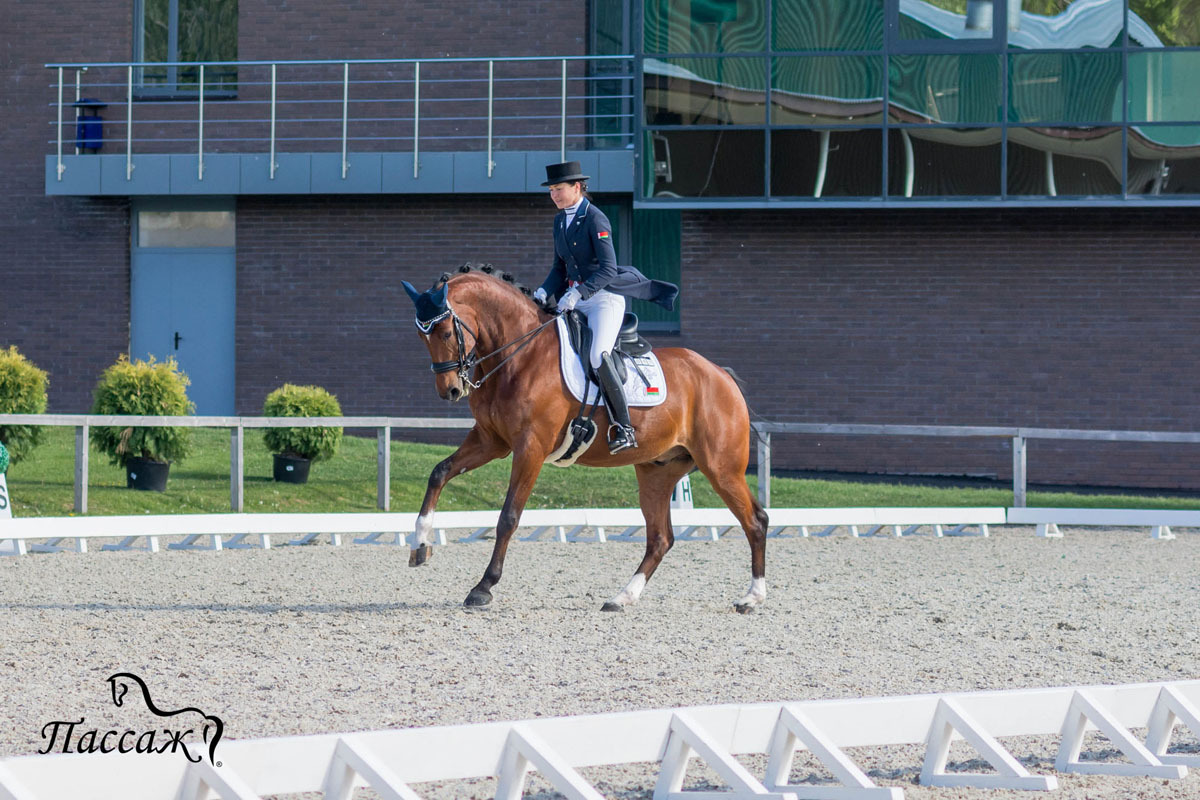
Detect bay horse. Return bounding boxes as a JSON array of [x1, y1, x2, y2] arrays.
[[402, 268, 768, 612]]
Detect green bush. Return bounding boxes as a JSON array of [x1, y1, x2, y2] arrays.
[[0, 345, 50, 466], [90, 355, 194, 467], [262, 384, 343, 462]]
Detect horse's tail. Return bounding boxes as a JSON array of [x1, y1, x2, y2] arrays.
[[721, 366, 769, 447]]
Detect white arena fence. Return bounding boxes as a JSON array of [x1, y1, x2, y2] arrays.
[[0, 507, 1007, 556], [1, 680, 1197, 799]]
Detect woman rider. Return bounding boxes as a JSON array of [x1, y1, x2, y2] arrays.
[[531, 161, 679, 454]]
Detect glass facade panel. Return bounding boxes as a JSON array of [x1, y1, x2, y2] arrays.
[[771, 129, 883, 196], [1008, 0, 1123, 50], [889, 54, 1001, 124], [773, 0, 884, 51], [644, 58, 766, 124], [643, 0, 767, 53], [897, 0, 993, 42], [1128, 51, 1200, 123], [772, 56, 884, 125], [631, 209, 683, 327], [1007, 127, 1122, 195], [1008, 52, 1122, 123], [1128, 0, 1200, 47], [887, 128, 1001, 195], [137, 0, 237, 90], [138, 211, 236, 247], [643, 130, 765, 196], [1128, 125, 1200, 194]]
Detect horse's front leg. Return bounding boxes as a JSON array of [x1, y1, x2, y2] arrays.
[[464, 444, 546, 607], [411, 427, 508, 566]]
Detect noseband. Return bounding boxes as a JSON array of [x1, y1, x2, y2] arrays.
[[416, 301, 557, 391]]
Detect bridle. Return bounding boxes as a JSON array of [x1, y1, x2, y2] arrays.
[[416, 301, 557, 391]]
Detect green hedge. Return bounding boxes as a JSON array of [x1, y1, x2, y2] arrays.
[[0, 345, 50, 466]]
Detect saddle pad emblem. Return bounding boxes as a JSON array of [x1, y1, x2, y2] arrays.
[[555, 317, 667, 408]]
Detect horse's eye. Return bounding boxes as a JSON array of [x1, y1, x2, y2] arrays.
[[442, 331, 452, 341]]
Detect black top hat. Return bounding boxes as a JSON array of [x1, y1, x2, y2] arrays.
[[542, 161, 590, 186]]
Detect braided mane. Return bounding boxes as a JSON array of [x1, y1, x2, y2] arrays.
[[429, 263, 535, 301]]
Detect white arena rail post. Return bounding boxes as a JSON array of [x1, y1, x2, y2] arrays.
[[377, 425, 391, 511], [757, 428, 771, 509], [74, 422, 89, 514]]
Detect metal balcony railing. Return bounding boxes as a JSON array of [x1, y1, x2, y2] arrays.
[[46, 55, 635, 183]]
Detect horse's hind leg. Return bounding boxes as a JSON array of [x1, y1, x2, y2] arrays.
[[693, 448, 769, 613], [412, 427, 508, 566], [602, 456, 694, 611]]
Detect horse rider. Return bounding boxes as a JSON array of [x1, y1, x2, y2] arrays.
[[532, 161, 679, 455]]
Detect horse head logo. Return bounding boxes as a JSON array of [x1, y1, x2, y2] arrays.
[[106, 672, 224, 766]]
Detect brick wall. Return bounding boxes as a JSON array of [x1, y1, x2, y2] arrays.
[[674, 207, 1200, 489]]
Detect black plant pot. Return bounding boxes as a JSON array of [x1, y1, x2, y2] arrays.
[[273, 454, 311, 484], [126, 457, 169, 492]]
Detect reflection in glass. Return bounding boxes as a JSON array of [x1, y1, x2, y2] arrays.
[[1128, 0, 1200, 47], [643, 130, 765, 197], [643, 0, 766, 53], [1128, 125, 1200, 194], [1007, 0, 1123, 49], [889, 54, 1000, 124], [887, 128, 1001, 195], [1128, 52, 1200, 123], [1008, 52, 1122, 123], [772, 57, 884, 125], [1007, 127, 1121, 195], [138, 211, 236, 247], [644, 58, 766, 125], [897, 0, 993, 41], [771, 129, 882, 196], [773, 0, 884, 50]]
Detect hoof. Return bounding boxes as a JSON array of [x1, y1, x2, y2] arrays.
[[734, 602, 757, 614], [408, 544, 433, 567], [464, 588, 493, 607], [600, 601, 625, 612]]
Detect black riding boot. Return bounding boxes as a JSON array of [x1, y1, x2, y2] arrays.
[[598, 351, 637, 454]]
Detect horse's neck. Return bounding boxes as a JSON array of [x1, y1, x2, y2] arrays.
[[460, 288, 540, 353]]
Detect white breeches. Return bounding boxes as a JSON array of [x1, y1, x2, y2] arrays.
[[576, 289, 626, 370]]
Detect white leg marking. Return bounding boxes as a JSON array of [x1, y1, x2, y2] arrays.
[[737, 577, 767, 609], [607, 573, 647, 608], [411, 513, 434, 550]]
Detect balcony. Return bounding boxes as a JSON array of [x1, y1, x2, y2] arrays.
[[45, 55, 636, 196]]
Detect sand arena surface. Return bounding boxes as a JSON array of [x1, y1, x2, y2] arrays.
[[1, 526, 1198, 798]]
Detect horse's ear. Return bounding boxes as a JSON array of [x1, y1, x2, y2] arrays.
[[431, 282, 449, 308], [401, 280, 422, 305]]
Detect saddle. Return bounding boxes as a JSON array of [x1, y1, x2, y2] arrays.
[[562, 310, 652, 384]]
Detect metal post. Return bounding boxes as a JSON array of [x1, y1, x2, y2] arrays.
[[377, 426, 391, 511], [269, 64, 277, 179], [74, 424, 89, 514], [1012, 435, 1027, 508], [56, 67, 64, 181], [126, 65, 134, 180], [756, 429, 771, 509], [230, 425, 244, 512], [413, 61, 420, 179], [341, 62, 349, 179], [197, 63, 205, 180], [560, 58, 568, 162], [487, 60, 494, 178], [74, 68, 83, 156]]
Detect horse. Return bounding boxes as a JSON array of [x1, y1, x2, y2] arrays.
[[401, 267, 769, 612]]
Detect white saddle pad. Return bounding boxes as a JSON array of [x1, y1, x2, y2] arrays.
[[555, 317, 667, 407]]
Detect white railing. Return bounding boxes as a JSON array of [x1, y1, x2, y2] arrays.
[[1, 680, 1196, 799]]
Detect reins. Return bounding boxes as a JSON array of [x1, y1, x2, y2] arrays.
[[419, 302, 558, 390]]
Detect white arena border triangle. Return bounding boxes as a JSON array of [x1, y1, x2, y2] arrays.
[[1, 681, 1195, 799]]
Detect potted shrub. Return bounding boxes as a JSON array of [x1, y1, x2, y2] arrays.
[[90, 355, 194, 492], [0, 345, 50, 468], [262, 384, 343, 484]]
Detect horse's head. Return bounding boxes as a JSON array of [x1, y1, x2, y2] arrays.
[[403, 278, 476, 402]]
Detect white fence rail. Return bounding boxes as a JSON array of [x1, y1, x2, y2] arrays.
[[2, 680, 1196, 799]]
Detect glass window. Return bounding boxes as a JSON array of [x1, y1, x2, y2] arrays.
[[1128, 51, 1200, 123], [773, 0, 884, 51], [631, 209, 682, 329], [137, 211, 236, 247], [1008, 0, 1123, 50], [643, 0, 767, 53], [1008, 52, 1122, 124], [644, 58, 767, 125], [643, 130, 765, 196], [1128, 125, 1200, 194], [895, 0, 994, 43], [889, 54, 1001, 124], [1128, 0, 1200, 47], [772, 56, 884, 125], [136, 0, 238, 90], [1006, 127, 1122, 195], [772, 129, 883, 196], [887, 127, 1002, 196]]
